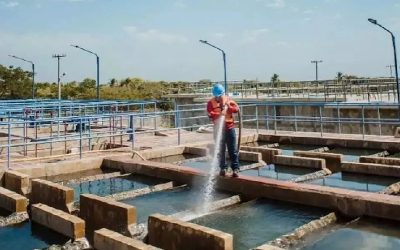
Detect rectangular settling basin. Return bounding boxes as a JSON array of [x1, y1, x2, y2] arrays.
[[122, 186, 231, 223], [327, 147, 382, 162], [308, 172, 399, 192], [241, 164, 315, 181], [67, 174, 166, 200], [303, 218, 400, 250], [0, 222, 69, 250], [191, 199, 327, 250]]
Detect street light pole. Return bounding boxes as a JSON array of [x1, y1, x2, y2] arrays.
[[52, 54, 66, 101], [368, 18, 399, 103], [311, 60, 323, 99], [8, 55, 35, 99], [199, 40, 228, 95], [71, 45, 100, 100], [311, 60, 323, 82], [387, 65, 394, 78]]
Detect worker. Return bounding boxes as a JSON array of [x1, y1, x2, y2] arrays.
[[207, 83, 240, 177]]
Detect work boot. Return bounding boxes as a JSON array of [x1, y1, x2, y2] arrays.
[[219, 169, 226, 177], [232, 169, 239, 178]]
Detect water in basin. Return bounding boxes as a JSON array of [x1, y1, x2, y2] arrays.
[[309, 172, 399, 192], [328, 148, 382, 162], [0, 222, 68, 250], [192, 199, 328, 250], [242, 164, 314, 181], [67, 174, 165, 200], [303, 218, 400, 250], [122, 186, 231, 223]]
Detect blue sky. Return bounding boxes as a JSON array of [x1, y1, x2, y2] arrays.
[[0, 0, 399, 83]]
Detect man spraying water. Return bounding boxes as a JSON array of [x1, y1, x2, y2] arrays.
[[207, 84, 240, 177]]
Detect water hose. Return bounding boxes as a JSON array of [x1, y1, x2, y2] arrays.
[[237, 108, 242, 153]]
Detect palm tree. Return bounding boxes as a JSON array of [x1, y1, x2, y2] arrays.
[[271, 73, 280, 88], [336, 72, 343, 82]]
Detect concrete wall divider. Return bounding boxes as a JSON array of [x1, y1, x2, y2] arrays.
[[31, 179, 74, 213], [4, 170, 29, 195], [148, 213, 233, 250], [80, 194, 136, 241], [240, 146, 282, 163], [0, 187, 28, 213], [341, 162, 400, 178], [273, 155, 326, 169], [360, 156, 400, 166], [31, 203, 85, 240], [94, 228, 160, 250], [293, 151, 342, 171]]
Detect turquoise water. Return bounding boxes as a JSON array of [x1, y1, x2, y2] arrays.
[[328, 148, 381, 162], [149, 153, 199, 163], [304, 219, 400, 250], [122, 186, 231, 223], [0, 222, 68, 250], [242, 164, 314, 181], [68, 174, 165, 200], [309, 172, 399, 192], [279, 144, 320, 156], [192, 199, 328, 250], [182, 160, 253, 172]]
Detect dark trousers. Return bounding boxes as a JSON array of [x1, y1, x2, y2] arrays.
[[217, 127, 239, 171]]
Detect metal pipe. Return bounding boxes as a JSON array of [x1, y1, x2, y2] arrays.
[[368, 18, 399, 105], [71, 45, 100, 100], [8, 55, 35, 99], [199, 40, 228, 94]]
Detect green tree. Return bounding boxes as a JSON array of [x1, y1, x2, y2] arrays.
[[271, 73, 280, 88], [336, 72, 343, 82], [0, 65, 32, 99]]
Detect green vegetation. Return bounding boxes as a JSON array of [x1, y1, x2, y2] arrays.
[[270, 73, 280, 88], [0, 64, 197, 110]]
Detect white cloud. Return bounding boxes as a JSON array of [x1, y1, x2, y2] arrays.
[[123, 26, 188, 44], [256, 0, 285, 8], [241, 28, 269, 44], [1, 1, 19, 7]]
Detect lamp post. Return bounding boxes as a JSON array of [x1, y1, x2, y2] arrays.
[[8, 55, 35, 99], [71, 44, 100, 100], [311, 60, 323, 82], [199, 40, 228, 94], [311, 60, 323, 99], [368, 18, 399, 103], [52, 54, 66, 101]]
